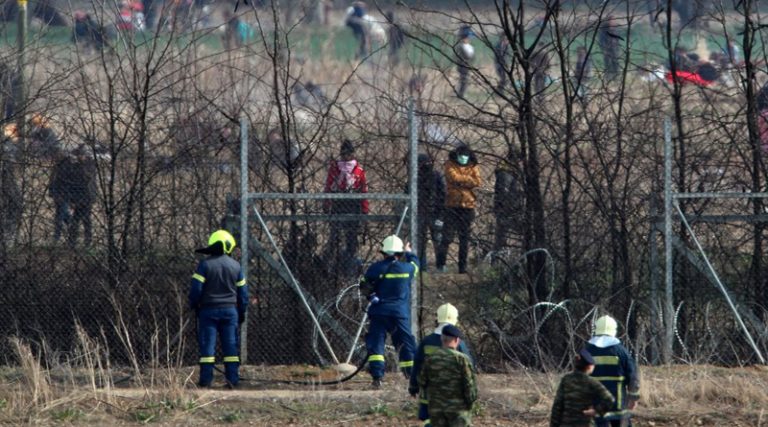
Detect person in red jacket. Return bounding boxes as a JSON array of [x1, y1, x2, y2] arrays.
[[324, 140, 369, 274]]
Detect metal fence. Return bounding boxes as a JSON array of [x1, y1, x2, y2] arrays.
[[4, 68, 768, 374]]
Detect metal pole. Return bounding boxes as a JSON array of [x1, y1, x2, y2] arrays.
[[252, 205, 341, 365], [16, 0, 26, 138], [674, 202, 766, 363], [663, 116, 674, 364], [648, 196, 660, 365], [395, 206, 408, 237], [239, 116, 249, 362], [345, 302, 371, 364], [408, 97, 419, 335]]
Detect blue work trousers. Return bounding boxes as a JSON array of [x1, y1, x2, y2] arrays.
[[197, 306, 240, 386], [365, 314, 415, 379]]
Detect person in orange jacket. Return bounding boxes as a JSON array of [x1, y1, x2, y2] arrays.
[[435, 145, 481, 274]]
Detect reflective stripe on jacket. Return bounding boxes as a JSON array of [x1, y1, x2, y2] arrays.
[[363, 253, 419, 319], [587, 339, 640, 420]]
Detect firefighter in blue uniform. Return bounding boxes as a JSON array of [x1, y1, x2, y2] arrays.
[[189, 230, 248, 388], [362, 235, 419, 389], [586, 315, 640, 427], [409, 303, 474, 427]]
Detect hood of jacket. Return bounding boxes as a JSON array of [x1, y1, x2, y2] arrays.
[[588, 335, 621, 348], [448, 147, 478, 166]]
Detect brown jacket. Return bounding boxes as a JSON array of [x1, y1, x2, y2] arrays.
[[444, 153, 481, 209]]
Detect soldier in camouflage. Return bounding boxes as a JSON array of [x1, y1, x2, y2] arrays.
[[417, 324, 477, 427], [550, 348, 615, 427]]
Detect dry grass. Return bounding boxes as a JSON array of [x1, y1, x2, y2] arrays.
[[1, 343, 766, 426]]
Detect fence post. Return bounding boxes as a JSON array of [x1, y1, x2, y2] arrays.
[[663, 116, 673, 364], [239, 116, 249, 363], [15, 0, 26, 139], [408, 97, 419, 335], [648, 195, 660, 365]]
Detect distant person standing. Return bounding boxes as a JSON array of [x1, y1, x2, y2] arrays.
[[222, 9, 249, 49], [455, 25, 475, 98], [0, 124, 21, 245], [599, 16, 620, 80], [723, 39, 741, 67], [586, 315, 640, 427], [416, 153, 446, 271], [386, 10, 405, 66], [29, 113, 61, 160], [757, 82, 768, 152], [48, 144, 96, 246], [574, 46, 593, 101], [346, 1, 369, 59], [324, 140, 369, 274], [531, 49, 551, 94], [494, 35, 510, 92], [435, 145, 481, 274], [72, 10, 106, 53], [416, 324, 477, 427], [493, 159, 521, 251]]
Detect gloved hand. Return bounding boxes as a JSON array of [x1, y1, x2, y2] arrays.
[[434, 219, 444, 229], [368, 293, 380, 305], [408, 386, 418, 397], [238, 311, 246, 325]]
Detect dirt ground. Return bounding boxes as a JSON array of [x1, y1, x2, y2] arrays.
[[31, 365, 761, 426]]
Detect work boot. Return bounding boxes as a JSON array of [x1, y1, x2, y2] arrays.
[[371, 378, 382, 390]]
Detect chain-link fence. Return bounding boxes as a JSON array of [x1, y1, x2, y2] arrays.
[[5, 0, 768, 376]]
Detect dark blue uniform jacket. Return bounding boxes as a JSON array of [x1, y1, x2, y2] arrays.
[[363, 253, 419, 319], [189, 254, 248, 317], [586, 336, 640, 421]]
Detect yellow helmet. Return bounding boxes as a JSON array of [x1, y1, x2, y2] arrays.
[[594, 315, 618, 337], [208, 230, 236, 254], [436, 303, 459, 325], [380, 235, 404, 255]]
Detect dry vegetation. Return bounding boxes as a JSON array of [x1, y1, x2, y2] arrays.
[[2, 0, 768, 424], [2, 352, 767, 426]]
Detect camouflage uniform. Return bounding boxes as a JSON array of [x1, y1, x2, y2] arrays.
[[417, 347, 477, 427], [550, 371, 615, 427]]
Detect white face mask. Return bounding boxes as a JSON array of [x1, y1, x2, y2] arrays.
[[457, 155, 470, 165]]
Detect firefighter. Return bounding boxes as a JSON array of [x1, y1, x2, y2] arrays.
[[586, 315, 640, 427], [409, 303, 474, 427], [189, 230, 248, 388], [361, 235, 419, 389]]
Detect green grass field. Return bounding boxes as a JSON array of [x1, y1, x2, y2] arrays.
[[0, 11, 755, 76]]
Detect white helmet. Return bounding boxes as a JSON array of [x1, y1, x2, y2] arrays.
[[437, 303, 459, 325], [594, 315, 618, 337], [380, 235, 404, 255]]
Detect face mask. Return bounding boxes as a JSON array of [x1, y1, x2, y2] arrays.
[[457, 155, 469, 165]]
